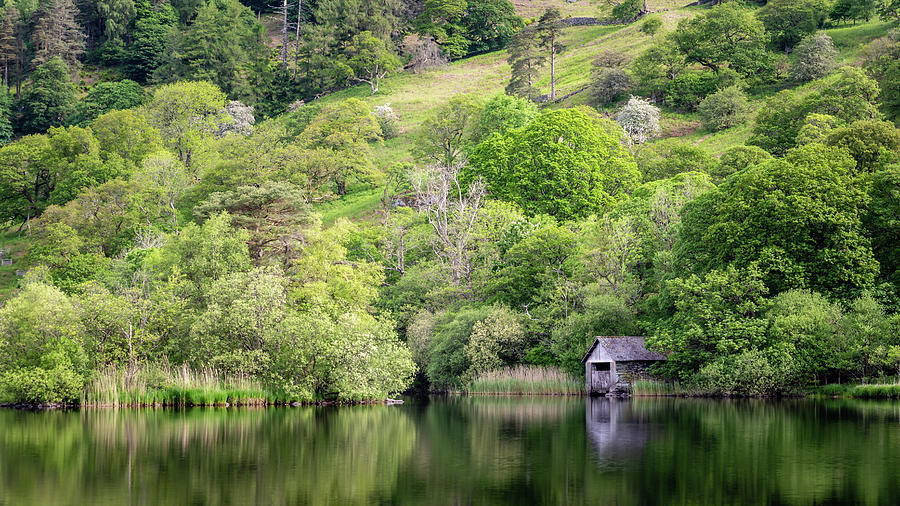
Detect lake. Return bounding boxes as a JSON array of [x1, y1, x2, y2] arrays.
[[1, 397, 900, 505]]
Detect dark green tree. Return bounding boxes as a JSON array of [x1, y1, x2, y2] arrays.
[[670, 3, 770, 76], [758, 0, 829, 51], [675, 145, 878, 298], [21, 57, 77, 134]]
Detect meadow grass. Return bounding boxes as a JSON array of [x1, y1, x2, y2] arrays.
[[82, 364, 274, 407], [467, 366, 583, 395], [810, 382, 900, 399]]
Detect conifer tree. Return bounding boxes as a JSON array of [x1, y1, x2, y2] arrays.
[[32, 0, 86, 72], [537, 8, 564, 102], [0, 5, 16, 89], [505, 25, 545, 100]]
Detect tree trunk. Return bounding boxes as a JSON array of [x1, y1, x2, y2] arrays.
[[293, 0, 302, 78], [550, 42, 556, 101], [280, 0, 288, 70]]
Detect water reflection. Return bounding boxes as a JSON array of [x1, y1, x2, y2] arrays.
[[2, 398, 900, 505], [584, 398, 656, 465]]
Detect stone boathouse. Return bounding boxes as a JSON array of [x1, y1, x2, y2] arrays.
[[581, 337, 666, 396]]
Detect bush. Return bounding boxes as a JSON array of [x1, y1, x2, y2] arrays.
[[641, 17, 662, 35], [697, 85, 751, 131], [2, 348, 86, 404], [694, 348, 800, 396], [617, 96, 660, 145], [612, 0, 643, 21], [591, 68, 633, 106], [665, 71, 719, 111], [373, 104, 401, 139], [792, 32, 837, 82]]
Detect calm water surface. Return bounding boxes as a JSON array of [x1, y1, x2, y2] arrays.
[[2, 397, 900, 505]]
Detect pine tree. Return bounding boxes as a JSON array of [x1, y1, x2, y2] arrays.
[[505, 25, 545, 100], [536, 8, 564, 102], [32, 0, 86, 72], [0, 5, 17, 89], [97, 0, 136, 42]]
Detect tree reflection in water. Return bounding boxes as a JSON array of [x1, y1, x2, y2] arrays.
[[2, 398, 900, 505]]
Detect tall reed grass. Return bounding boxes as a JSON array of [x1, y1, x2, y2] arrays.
[[467, 366, 583, 395], [631, 379, 694, 396], [82, 363, 273, 407]]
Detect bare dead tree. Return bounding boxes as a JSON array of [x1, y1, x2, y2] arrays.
[[410, 163, 485, 287]]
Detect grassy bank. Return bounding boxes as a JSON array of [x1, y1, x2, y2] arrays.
[[82, 365, 279, 407], [811, 383, 900, 399], [467, 366, 583, 395]]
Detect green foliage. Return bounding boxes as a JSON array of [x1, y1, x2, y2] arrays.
[[68, 80, 145, 127], [473, 94, 538, 143], [464, 305, 525, 380], [426, 306, 491, 389], [146, 81, 227, 168], [758, 0, 829, 52], [0, 283, 87, 403], [0, 87, 12, 145], [866, 166, 900, 287], [416, 94, 481, 167], [766, 289, 845, 382], [652, 265, 770, 380], [824, 120, 900, 173], [612, 0, 643, 21], [194, 181, 313, 262], [158, 0, 267, 102], [670, 3, 771, 76], [791, 32, 838, 82], [665, 71, 719, 111], [714, 145, 772, 180], [637, 141, 718, 181], [468, 108, 639, 220], [21, 57, 76, 134], [591, 68, 633, 106], [345, 31, 403, 94], [640, 17, 662, 36], [696, 85, 749, 132], [148, 212, 251, 300], [550, 294, 637, 376], [694, 348, 799, 396], [676, 148, 878, 297]]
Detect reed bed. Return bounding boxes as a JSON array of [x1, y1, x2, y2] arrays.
[[82, 363, 273, 407], [631, 379, 694, 396], [467, 366, 583, 395], [844, 384, 900, 399]]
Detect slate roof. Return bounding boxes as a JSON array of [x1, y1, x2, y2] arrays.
[[580, 336, 667, 364]]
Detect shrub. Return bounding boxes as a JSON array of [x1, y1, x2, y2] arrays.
[[791, 32, 837, 82], [374, 104, 401, 139], [591, 68, 633, 106], [697, 85, 751, 131], [694, 348, 800, 396], [617, 95, 660, 145], [612, 0, 643, 21], [665, 70, 719, 111], [641, 17, 662, 35]]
